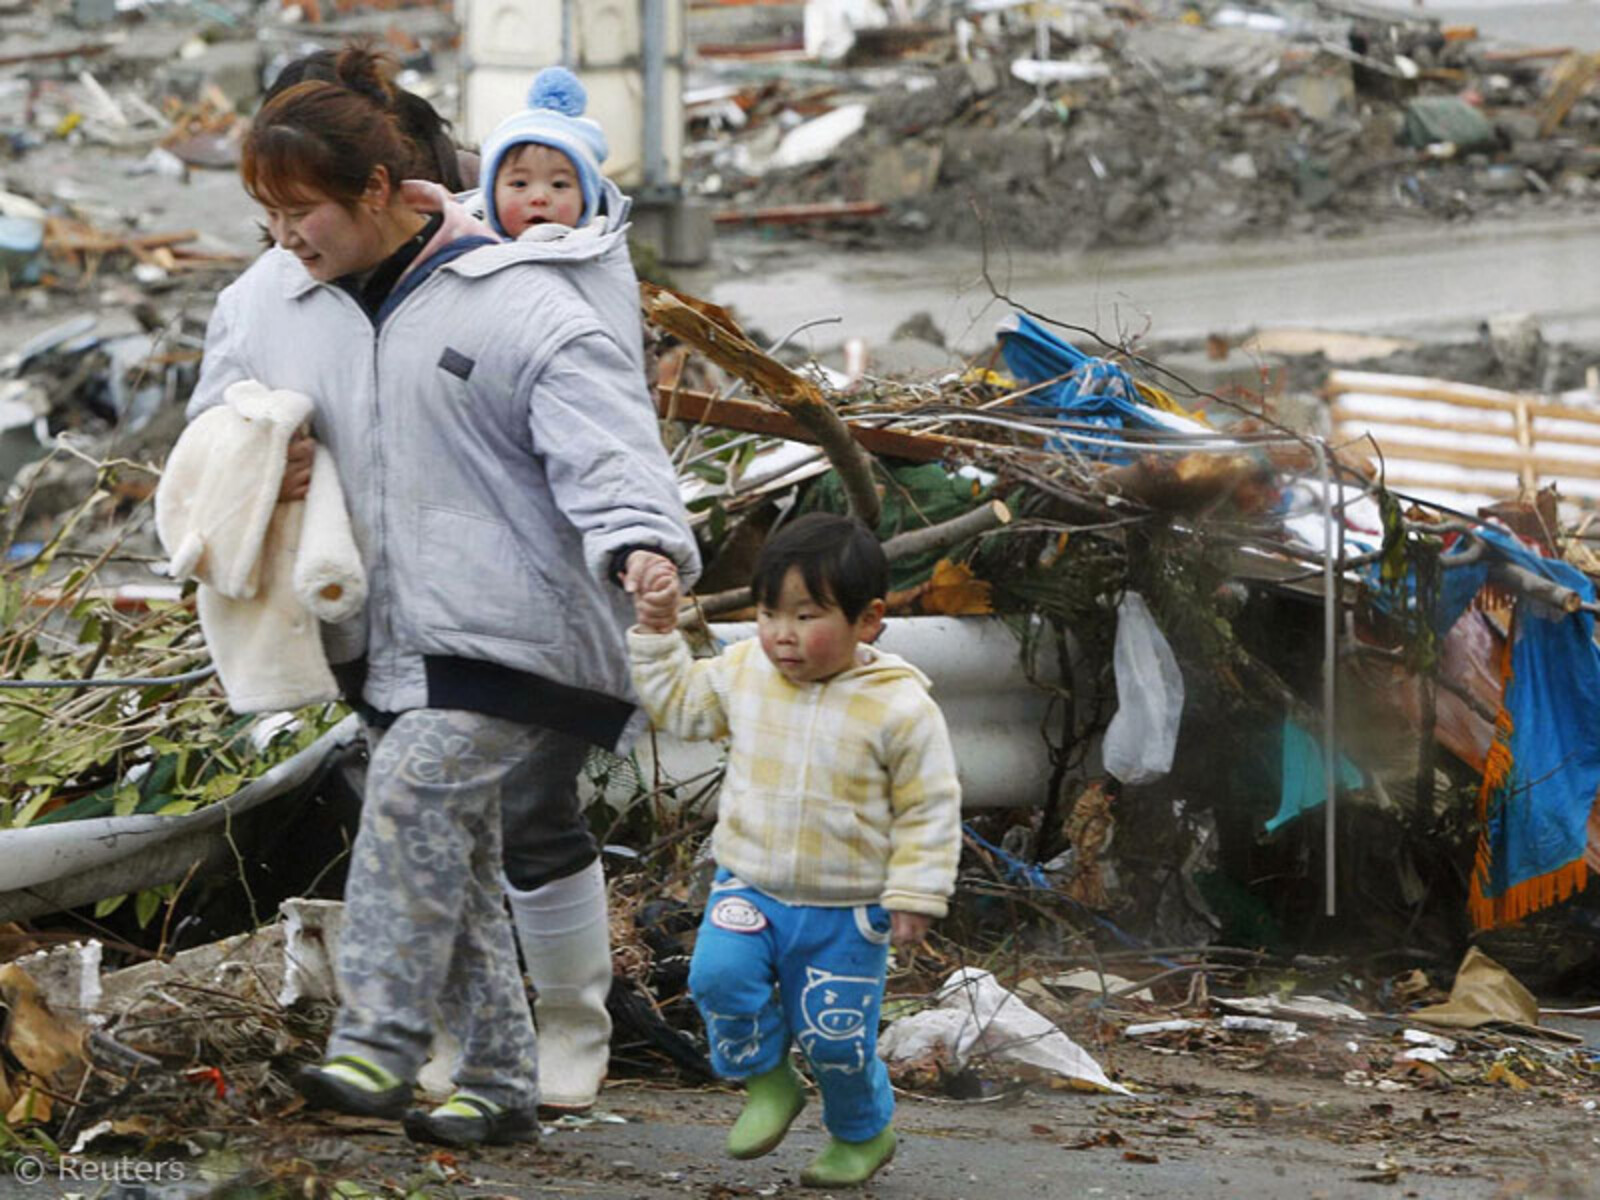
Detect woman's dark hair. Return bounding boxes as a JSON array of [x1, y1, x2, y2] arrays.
[[266, 48, 465, 192], [243, 46, 422, 208], [752, 513, 888, 622]]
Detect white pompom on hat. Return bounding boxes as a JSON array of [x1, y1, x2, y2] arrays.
[[480, 66, 609, 233]]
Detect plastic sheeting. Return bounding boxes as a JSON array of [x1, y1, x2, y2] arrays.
[[879, 966, 1130, 1094]]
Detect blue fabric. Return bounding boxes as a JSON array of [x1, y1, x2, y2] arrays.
[[689, 871, 894, 1141], [1481, 599, 1600, 900], [1266, 718, 1365, 834], [995, 313, 1168, 459], [1373, 525, 1600, 903]]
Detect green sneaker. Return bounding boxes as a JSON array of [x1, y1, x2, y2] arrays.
[[402, 1091, 539, 1147], [292, 1054, 410, 1120], [800, 1128, 897, 1188], [726, 1059, 807, 1160]]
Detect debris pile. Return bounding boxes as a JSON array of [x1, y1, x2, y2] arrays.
[[686, 1, 1600, 247]]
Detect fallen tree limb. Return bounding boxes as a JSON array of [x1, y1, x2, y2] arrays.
[[1489, 560, 1584, 614], [689, 500, 1012, 619], [644, 285, 882, 527], [882, 499, 1011, 560]]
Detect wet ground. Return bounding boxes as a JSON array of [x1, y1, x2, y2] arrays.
[[7, 1041, 1598, 1200], [677, 214, 1600, 361]]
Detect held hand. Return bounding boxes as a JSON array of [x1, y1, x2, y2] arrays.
[[889, 911, 932, 948], [623, 550, 681, 633], [279, 432, 314, 502]]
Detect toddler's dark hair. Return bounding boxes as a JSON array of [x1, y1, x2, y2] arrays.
[[752, 513, 887, 621]]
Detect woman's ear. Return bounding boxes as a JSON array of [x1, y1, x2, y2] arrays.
[[363, 164, 393, 211]]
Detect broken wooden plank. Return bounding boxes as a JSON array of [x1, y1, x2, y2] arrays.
[[45, 225, 199, 256], [0, 42, 112, 68], [713, 201, 888, 226], [1482, 46, 1577, 64], [656, 386, 960, 463]]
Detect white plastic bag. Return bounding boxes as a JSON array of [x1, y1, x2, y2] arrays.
[[1101, 591, 1185, 785]]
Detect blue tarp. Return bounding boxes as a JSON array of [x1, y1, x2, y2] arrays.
[[995, 313, 1169, 458]]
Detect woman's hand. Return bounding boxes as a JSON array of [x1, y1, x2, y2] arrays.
[[623, 550, 681, 632], [890, 911, 932, 948], [279, 432, 315, 502]]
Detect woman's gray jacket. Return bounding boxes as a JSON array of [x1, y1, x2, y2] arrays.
[[188, 232, 698, 751]]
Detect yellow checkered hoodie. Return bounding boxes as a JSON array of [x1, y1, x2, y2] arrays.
[[628, 630, 962, 917]]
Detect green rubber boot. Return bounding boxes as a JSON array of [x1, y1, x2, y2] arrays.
[[726, 1060, 807, 1160], [799, 1128, 897, 1188]]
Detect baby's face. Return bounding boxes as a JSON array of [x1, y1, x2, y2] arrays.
[[494, 143, 583, 236]]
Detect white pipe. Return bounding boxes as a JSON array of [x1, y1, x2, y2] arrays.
[[1317, 440, 1338, 917], [623, 616, 1077, 811], [0, 715, 359, 923]]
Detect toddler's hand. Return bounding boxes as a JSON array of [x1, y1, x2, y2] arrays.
[[889, 911, 932, 948], [279, 431, 314, 502], [623, 550, 681, 632]]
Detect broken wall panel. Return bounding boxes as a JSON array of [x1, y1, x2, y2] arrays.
[[1328, 370, 1600, 511]]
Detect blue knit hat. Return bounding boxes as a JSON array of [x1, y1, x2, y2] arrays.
[[480, 67, 608, 234]]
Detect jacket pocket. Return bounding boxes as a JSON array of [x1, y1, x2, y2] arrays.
[[415, 504, 556, 645]]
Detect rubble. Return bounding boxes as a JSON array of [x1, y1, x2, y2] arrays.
[[1, 0, 1600, 1193], [685, 1, 1600, 248]]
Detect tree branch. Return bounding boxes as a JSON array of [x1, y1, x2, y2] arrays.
[[644, 285, 882, 527]]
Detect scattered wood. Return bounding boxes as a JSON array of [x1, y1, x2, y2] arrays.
[[714, 201, 888, 226], [1327, 370, 1600, 505]]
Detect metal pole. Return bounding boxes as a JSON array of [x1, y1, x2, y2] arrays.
[[1317, 440, 1337, 917], [562, 0, 575, 66], [641, 0, 667, 190]]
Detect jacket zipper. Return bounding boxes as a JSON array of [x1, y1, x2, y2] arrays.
[[360, 267, 456, 695]]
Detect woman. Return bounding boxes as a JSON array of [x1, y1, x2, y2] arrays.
[[189, 47, 697, 1146], [262, 45, 622, 1121]]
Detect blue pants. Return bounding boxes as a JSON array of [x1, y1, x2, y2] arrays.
[[688, 872, 894, 1142]]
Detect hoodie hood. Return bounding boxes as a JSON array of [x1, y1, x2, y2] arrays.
[[453, 177, 631, 266], [825, 643, 933, 692]]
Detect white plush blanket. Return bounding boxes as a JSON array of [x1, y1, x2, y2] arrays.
[[155, 381, 365, 713]]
